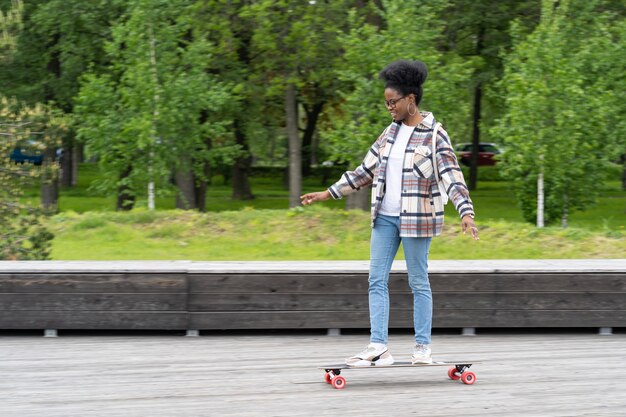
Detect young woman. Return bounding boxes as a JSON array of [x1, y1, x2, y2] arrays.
[[301, 60, 479, 366]]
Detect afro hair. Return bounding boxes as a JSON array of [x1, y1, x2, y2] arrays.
[[379, 60, 428, 105]]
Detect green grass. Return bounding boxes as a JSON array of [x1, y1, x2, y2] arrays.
[[23, 164, 625, 230], [46, 206, 625, 260], [17, 162, 625, 260], [451, 180, 626, 231], [21, 163, 347, 212]]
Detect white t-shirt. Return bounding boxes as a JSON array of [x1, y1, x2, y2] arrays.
[[379, 123, 415, 216]]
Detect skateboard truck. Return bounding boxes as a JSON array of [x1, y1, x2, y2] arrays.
[[323, 369, 346, 389], [447, 364, 476, 385]]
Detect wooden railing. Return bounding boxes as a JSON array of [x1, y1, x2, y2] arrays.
[[0, 260, 624, 335]]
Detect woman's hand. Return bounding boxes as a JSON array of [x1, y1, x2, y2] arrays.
[[300, 190, 331, 206], [461, 215, 479, 240]]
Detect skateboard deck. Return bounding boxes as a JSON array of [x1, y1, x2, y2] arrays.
[[319, 361, 480, 389]]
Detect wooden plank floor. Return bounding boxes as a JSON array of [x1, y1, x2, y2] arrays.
[[1, 332, 625, 416]]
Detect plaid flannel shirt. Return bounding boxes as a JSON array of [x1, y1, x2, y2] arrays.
[[328, 112, 475, 237]]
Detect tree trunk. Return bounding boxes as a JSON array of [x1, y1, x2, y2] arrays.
[[71, 143, 81, 186], [268, 132, 277, 166], [469, 24, 485, 191], [561, 194, 568, 229], [361, 0, 385, 28], [622, 154, 626, 191], [345, 186, 371, 211], [282, 166, 289, 190], [195, 161, 209, 212], [175, 157, 197, 210], [310, 131, 319, 168], [230, 15, 254, 201], [40, 147, 59, 213], [59, 141, 81, 188], [286, 83, 301, 208], [301, 101, 324, 177], [537, 163, 544, 228], [469, 81, 481, 191], [148, 25, 160, 212], [116, 166, 135, 211], [231, 118, 254, 200], [196, 113, 212, 211], [60, 144, 72, 187]]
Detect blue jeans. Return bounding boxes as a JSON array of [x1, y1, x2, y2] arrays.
[[369, 214, 433, 345]]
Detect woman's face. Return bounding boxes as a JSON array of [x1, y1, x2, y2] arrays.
[[384, 88, 412, 121]]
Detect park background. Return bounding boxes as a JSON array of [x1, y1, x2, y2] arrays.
[[0, 2, 625, 414], [1, 0, 624, 261]]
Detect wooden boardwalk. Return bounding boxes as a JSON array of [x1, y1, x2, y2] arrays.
[[1, 331, 625, 416]]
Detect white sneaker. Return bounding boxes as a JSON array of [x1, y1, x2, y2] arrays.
[[411, 343, 432, 364], [346, 343, 394, 367]]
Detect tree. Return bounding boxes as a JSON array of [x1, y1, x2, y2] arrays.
[[191, 0, 258, 201], [37, 105, 69, 213], [440, 0, 540, 190], [0, 1, 53, 259], [0, 0, 127, 190], [245, 0, 354, 207], [0, 98, 61, 259], [320, 0, 473, 209], [75, 0, 233, 211], [587, 15, 626, 192], [0, 0, 66, 212], [493, 0, 625, 227], [0, 0, 23, 61]]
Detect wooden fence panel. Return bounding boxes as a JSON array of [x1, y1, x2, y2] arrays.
[[0, 273, 188, 330], [0, 264, 623, 330]]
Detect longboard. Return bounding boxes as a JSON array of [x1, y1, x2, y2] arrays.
[[319, 361, 480, 389]]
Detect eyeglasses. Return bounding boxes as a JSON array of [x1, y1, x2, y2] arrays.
[[384, 96, 407, 108]]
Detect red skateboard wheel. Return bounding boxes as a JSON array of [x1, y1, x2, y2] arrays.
[[448, 367, 461, 380], [332, 376, 347, 389], [324, 372, 332, 384], [461, 371, 476, 385]]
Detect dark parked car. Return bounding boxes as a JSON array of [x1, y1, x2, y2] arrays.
[[9, 140, 44, 165], [455, 142, 502, 166], [9, 140, 62, 165]]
